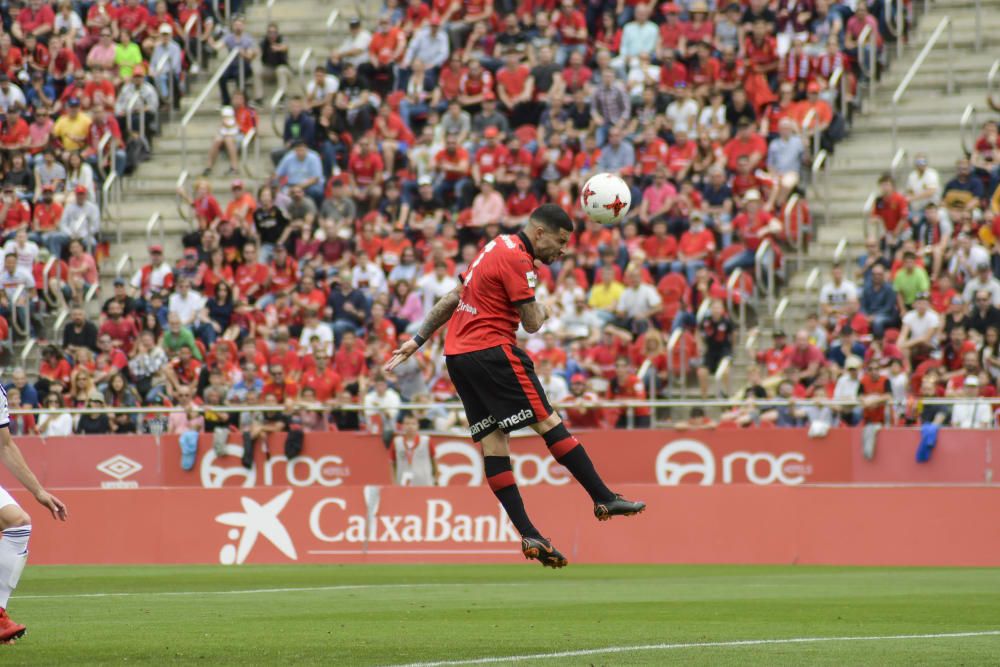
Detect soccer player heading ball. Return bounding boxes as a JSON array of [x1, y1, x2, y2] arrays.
[[386, 204, 645, 568]]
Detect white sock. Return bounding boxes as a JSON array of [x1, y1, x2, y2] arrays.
[[0, 525, 31, 609]]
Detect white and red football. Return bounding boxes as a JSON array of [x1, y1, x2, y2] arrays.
[[579, 172, 632, 225]]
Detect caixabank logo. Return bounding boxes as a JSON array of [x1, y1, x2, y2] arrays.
[[214, 488, 519, 565]]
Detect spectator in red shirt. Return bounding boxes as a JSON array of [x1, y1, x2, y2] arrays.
[[552, 0, 588, 66], [561, 374, 606, 429], [99, 299, 140, 353], [13, 0, 55, 45], [672, 211, 716, 283], [368, 16, 406, 96], [870, 172, 910, 257], [433, 131, 472, 210], [333, 329, 368, 389], [787, 329, 825, 386], [262, 363, 299, 405], [608, 356, 651, 428], [300, 349, 342, 404], [860, 359, 891, 424], [723, 119, 767, 172], [234, 242, 271, 303]]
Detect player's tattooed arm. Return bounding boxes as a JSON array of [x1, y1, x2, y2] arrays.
[[516, 300, 548, 334], [384, 285, 462, 372]]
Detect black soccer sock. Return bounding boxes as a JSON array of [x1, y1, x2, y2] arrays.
[[543, 424, 615, 503], [484, 456, 540, 539]]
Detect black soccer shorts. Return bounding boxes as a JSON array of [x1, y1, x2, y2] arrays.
[[446, 344, 554, 442]]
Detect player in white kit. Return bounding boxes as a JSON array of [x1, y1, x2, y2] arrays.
[[0, 385, 67, 642]]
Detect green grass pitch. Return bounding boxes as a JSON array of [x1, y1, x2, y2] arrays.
[[5, 564, 1000, 665]]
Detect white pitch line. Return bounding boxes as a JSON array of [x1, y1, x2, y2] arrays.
[[17, 581, 524, 601], [388, 630, 1000, 667]]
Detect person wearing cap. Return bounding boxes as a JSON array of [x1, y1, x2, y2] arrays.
[[54, 184, 100, 256], [898, 291, 941, 366], [833, 356, 863, 425], [329, 17, 371, 76], [131, 244, 175, 299], [115, 62, 159, 142], [903, 152, 941, 216], [366, 15, 406, 97], [151, 21, 183, 108], [52, 97, 92, 152], [950, 374, 993, 428], [402, 14, 449, 89]]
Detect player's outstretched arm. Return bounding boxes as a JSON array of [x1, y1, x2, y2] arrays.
[[0, 428, 67, 520], [384, 285, 462, 372]]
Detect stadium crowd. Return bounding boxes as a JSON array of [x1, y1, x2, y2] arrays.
[[3, 0, 999, 446]]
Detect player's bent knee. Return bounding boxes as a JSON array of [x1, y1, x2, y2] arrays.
[[479, 429, 511, 457], [531, 413, 562, 434]]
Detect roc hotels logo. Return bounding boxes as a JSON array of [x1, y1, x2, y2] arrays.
[[215, 490, 299, 565]]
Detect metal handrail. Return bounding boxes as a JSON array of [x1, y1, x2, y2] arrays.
[[269, 85, 287, 138], [783, 194, 804, 270], [890, 16, 953, 154], [266, 0, 276, 24], [11, 396, 1000, 417], [861, 190, 878, 240], [182, 13, 202, 77], [773, 297, 789, 331], [101, 172, 118, 231], [960, 104, 977, 156], [326, 9, 340, 36], [665, 328, 686, 395], [180, 47, 240, 171], [146, 212, 164, 247], [811, 150, 829, 226], [885, 0, 904, 61], [833, 238, 847, 263], [115, 253, 134, 278], [19, 339, 34, 365], [175, 170, 192, 225], [95, 130, 116, 181], [829, 67, 848, 121], [695, 297, 711, 323], [889, 148, 908, 184], [857, 25, 877, 111], [754, 238, 775, 315], [240, 127, 258, 178], [296, 48, 313, 91], [84, 283, 99, 304], [8, 285, 27, 337], [41, 256, 60, 308], [53, 308, 69, 334], [989, 60, 999, 110], [804, 266, 821, 296], [744, 329, 758, 353], [725, 269, 746, 336]]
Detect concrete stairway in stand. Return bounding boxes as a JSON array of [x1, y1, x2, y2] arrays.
[[99, 0, 375, 293]]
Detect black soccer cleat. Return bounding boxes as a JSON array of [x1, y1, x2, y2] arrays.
[[594, 494, 646, 521], [521, 536, 568, 569]]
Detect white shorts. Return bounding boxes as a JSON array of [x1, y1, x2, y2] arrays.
[[0, 485, 20, 510]]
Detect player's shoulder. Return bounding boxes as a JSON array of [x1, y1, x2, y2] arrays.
[[495, 234, 533, 266]]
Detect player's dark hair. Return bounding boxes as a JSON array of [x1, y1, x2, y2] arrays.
[[529, 203, 574, 233]]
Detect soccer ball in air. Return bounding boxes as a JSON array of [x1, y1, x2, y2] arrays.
[[580, 172, 632, 224]]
